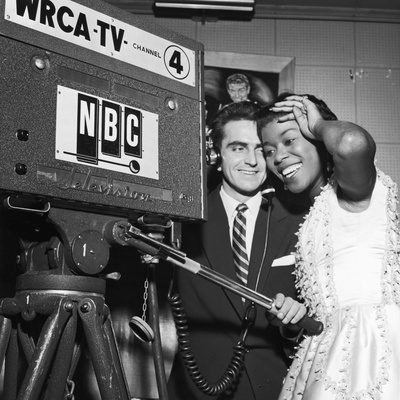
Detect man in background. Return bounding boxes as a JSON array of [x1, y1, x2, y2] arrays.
[[167, 101, 306, 400], [226, 73, 251, 103]]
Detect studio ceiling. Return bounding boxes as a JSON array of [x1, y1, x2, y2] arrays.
[[103, 0, 400, 22]]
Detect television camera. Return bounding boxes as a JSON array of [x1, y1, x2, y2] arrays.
[[0, 0, 205, 398]]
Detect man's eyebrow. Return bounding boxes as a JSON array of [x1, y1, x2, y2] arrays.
[[226, 141, 248, 147], [226, 140, 263, 150]]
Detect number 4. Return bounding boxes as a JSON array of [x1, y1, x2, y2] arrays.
[[169, 50, 184, 75]]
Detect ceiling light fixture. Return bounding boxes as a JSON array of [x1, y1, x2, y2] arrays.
[[154, 0, 255, 14]]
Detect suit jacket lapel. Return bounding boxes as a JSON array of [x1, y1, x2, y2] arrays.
[[252, 198, 293, 297], [202, 189, 245, 316]]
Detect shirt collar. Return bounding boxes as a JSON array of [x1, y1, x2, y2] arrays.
[[220, 186, 262, 221]]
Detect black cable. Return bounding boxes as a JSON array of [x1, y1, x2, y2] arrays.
[[168, 290, 248, 396]]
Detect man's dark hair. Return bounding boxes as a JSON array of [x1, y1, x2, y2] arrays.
[[209, 101, 261, 151]]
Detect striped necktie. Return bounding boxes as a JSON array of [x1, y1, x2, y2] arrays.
[[232, 203, 249, 287]]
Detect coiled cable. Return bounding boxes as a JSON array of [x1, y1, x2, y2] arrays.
[[168, 289, 255, 396]]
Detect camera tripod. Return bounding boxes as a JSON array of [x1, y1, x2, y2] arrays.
[[0, 202, 169, 400], [0, 274, 129, 400]]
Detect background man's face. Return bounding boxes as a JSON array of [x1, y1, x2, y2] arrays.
[[227, 83, 250, 103], [219, 120, 266, 202]]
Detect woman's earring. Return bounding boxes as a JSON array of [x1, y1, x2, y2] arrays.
[[326, 161, 333, 175]]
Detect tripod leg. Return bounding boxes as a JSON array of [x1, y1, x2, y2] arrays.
[[17, 321, 35, 363], [43, 306, 78, 400], [103, 308, 131, 398], [0, 317, 12, 399], [0, 316, 11, 366], [79, 298, 130, 400], [17, 298, 72, 400], [147, 264, 169, 400], [3, 322, 19, 400]]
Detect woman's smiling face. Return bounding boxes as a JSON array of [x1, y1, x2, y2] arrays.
[[261, 119, 325, 198]]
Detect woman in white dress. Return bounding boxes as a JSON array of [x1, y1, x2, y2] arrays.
[[258, 93, 400, 400]]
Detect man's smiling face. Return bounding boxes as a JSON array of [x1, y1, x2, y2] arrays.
[[219, 119, 267, 203]]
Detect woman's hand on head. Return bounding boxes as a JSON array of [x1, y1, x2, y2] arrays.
[[270, 95, 323, 141]]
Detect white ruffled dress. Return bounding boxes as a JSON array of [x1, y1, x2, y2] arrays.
[[279, 170, 400, 400]]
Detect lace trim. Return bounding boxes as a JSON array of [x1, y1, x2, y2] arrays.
[[380, 171, 400, 306], [320, 305, 390, 400], [284, 169, 400, 399], [294, 177, 337, 319]]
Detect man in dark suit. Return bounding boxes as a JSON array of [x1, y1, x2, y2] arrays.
[[167, 101, 306, 400]]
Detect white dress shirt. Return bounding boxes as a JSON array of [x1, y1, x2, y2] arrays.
[[219, 186, 261, 260]]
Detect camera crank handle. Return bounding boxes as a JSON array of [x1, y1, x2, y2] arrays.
[[296, 313, 324, 335]]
